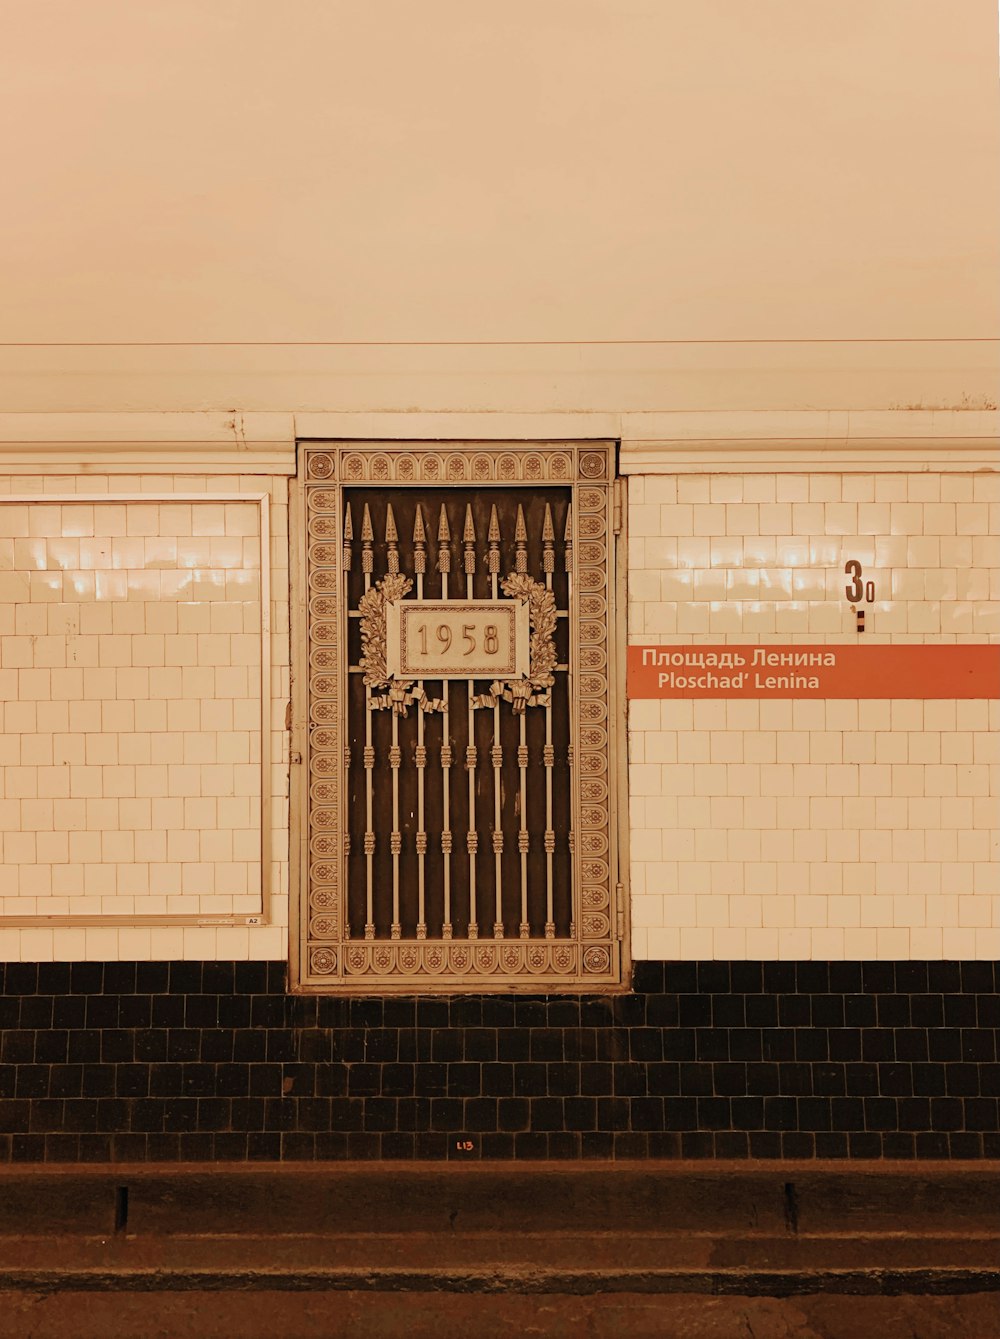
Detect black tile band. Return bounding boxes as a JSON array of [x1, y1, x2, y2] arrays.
[[0, 961, 997, 1161]]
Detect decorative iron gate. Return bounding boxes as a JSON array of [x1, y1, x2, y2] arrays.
[[291, 443, 624, 991]]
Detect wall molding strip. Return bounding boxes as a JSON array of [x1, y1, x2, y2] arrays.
[[0, 408, 995, 475]]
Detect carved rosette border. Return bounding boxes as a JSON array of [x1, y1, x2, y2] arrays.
[[334, 448, 576, 486], [343, 940, 579, 979], [299, 443, 619, 990], [304, 450, 343, 986], [573, 451, 615, 981]]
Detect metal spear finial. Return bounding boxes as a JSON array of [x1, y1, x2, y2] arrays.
[[361, 503, 374, 574], [464, 504, 477, 576], [437, 504, 451, 574], [487, 503, 501, 576], [514, 503, 528, 574], [412, 504, 426, 575], [342, 502, 354, 571], [385, 503, 399, 574], [542, 503, 555, 575]]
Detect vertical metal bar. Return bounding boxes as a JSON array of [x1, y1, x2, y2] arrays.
[[564, 503, 574, 940], [463, 504, 479, 940], [390, 707, 401, 938], [535, 504, 556, 938], [513, 505, 531, 938], [361, 503, 376, 939], [519, 503, 551, 942], [386, 504, 402, 939], [517, 713, 529, 938], [341, 502, 353, 938], [438, 506, 453, 939], [413, 506, 428, 939], [488, 504, 504, 940]]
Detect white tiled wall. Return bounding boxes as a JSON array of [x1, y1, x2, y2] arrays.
[[4, 462, 997, 965], [628, 471, 1000, 960], [0, 474, 289, 961]]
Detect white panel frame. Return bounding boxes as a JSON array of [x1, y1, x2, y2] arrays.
[[0, 492, 273, 929]]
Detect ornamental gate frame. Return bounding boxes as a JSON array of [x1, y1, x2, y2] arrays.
[[289, 441, 628, 993]]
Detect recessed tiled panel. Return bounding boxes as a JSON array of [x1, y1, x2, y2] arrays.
[[0, 476, 289, 961], [627, 471, 1000, 961]]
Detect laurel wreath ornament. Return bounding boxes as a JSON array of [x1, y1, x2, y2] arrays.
[[358, 573, 410, 688], [359, 574, 441, 715], [471, 574, 557, 712]]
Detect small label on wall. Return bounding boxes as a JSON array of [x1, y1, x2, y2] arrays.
[[386, 599, 529, 680], [628, 645, 1000, 699]]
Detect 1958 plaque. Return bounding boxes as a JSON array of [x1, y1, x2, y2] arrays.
[[386, 599, 529, 680]]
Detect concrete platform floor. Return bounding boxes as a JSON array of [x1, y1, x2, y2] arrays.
[[0, 1162, 997, 1337], [4, 1290, 1000, 1339]]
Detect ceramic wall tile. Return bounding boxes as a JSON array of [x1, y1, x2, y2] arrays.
[[0, 477, 288, 961], [627, 470, 1000, 960]]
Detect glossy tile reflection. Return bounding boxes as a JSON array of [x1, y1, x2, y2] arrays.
[[627, 470, 1000, 963], [0, 495, 266, 927]]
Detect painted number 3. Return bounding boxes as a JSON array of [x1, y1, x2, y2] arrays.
[[844, 560, 875, 604]]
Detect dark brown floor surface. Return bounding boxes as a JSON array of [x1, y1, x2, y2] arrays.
[[3, 1290, 1000, 1339], [2, 1165, 998, 1337]]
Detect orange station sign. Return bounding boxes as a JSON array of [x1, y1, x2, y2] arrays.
[[627, 645, 1000, 699]]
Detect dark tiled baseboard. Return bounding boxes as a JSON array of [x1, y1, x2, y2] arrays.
[[0, 960, 997, 1161]]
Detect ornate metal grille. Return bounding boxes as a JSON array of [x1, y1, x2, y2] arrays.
[[292, 443, 623, 991]]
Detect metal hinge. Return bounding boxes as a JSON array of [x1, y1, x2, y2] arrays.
[[616, 884, 625, 939], [612, 479, 623, 534]]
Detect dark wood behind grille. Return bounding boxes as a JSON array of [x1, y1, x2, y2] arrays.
[[344, 487, 573, 941]]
